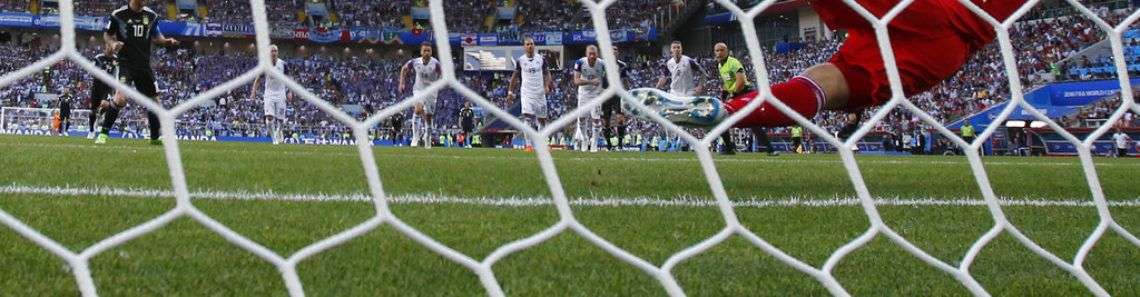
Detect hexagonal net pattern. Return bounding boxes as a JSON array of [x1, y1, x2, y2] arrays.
[[1, 0, 1138, 296]]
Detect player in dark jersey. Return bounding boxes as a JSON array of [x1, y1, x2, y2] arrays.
[[601, 46, 631, 151], [836, 111, 864, 141], [57, 87, 74, 136], [94, 0, 179, 145], [458, 102, 475, 148], [389, 111, 406, 144], [88, 43, 120, 139]]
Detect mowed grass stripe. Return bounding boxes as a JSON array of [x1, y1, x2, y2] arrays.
[[0, 195, 1137, 296], [1, 135, 1138, 201]]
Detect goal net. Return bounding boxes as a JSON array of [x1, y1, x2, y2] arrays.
[[0, 0, 1136, 296], [0, 107, 92, 136]]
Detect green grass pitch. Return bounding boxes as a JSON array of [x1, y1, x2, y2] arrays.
[[0, 135, 1137, 296]]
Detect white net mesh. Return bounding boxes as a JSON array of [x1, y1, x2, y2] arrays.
[[0, 0, 1138, 296]]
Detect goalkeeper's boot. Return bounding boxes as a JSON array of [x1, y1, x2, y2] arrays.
[[626, 88, 727, 127], [94, 133, 109, 144]]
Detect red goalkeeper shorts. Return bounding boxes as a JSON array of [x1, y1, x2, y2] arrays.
[[813, 0, 1025, 111]]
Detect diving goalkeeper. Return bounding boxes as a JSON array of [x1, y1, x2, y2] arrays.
[[629, 0, 1023, 128]]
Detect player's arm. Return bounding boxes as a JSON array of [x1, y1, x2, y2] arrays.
[[149, 15, 178, 46], [544, 67, 553, 94], [103, 17, 122, 52], [250, 74, 261, 99], [692, 59, 707, 95], [507, 62, 520, 103], [572, 61, 590, 86], [732, 70, 747, 95], [619, 61, 631, 89], [398, 60, 410, 93], [284, 63, 294, 102]]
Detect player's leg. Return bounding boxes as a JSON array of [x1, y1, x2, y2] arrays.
[[423, 96, 436, 149], [521, 113, 535, 150], [410, 104, 422, 147], [62, 113, 71, 136], [753, 127, 777, 156], [601, 98, 615, 151], [273, 99, 286, 144], [615, 114, 626, 150], [264, 115, 276, 144], [423, 113, 434, 149], [96, 82, 130, 144], [135, 70, 162, 144], [262, 96, 276, 145], [573, 117, 585, 151], [589, 107, 601, 152], [719, 128, 735, 155], [88, 90, 104, 138]]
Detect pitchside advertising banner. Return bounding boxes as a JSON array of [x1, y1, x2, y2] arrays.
[[0, 12, 655, 45], [948, 78, 1140, 129], [462, 45, 564, 71], [0, 12, 105, 31]]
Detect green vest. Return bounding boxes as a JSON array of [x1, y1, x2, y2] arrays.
[[472, 134, 481, 145], [962, 125, 976, 137], [719, 57, 750, 94], [791, 126, 803, 138]]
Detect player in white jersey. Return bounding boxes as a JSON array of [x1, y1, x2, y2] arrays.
[[572, 45, 605, 152], [251, 45, 293, 145], [654, 41, 708, 151], [656, 41, 708, 96], [399, 42, 443, 149], [507, 36, 553, 151]]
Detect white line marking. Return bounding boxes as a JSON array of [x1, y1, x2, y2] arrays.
[[2, 184, 1139, 208]]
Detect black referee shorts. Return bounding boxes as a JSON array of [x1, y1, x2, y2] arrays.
[[601, 96, 622, 120]]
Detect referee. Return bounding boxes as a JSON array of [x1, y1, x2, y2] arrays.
[[600, 46, 631, 151], [714, 43, 777, 156]]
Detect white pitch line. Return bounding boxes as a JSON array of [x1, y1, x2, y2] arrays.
[[2, 184, 1139, 208]]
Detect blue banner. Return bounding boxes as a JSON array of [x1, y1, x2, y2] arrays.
[[704, 12, 737, 25], [74, 16, 105, 31], [478, 33, 498, 46], [1046, 79, 1138, 106], [0, 12, 33, 28], [221, 22, 255, 36], [544, 31, 562, 45], [308, 28, 343, 43], [949, 78, 1140, 130], [0, 12, 658, 45], [205, 22, 223, 37], [157, 21, 206, 37], [32, 14, 60, 27], [411, 7, 431, 20], [0, 12, 105, 30]]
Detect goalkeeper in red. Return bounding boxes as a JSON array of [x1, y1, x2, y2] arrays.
[[630, 0, 1023, 128]]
